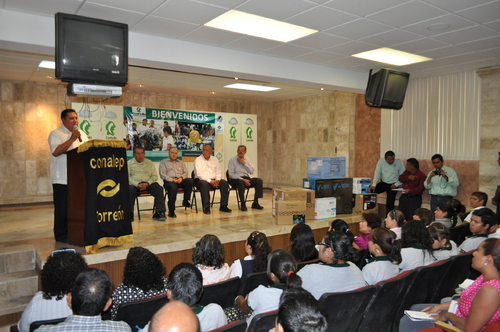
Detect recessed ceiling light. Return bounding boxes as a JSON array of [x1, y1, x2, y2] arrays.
[[205, 10, 317, 43], [224, 83, 280, 92], [39, 60, 55, 69], [352, 47, 432, 66], [428, 23, 450, 31]]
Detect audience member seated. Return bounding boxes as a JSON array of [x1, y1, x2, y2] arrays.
[[298, 231, 366, 300], [399, 238, 500, 332], [398, 220, 436, 272], [459, 208, 497, 254], [18, 249, 88, 332], [385, 209, 405, 239], [464, 191, 488, 223], [37, 269, 130, 332], [413, 208, 434, 227], [149, 300, 199, 332], [110, 247, 168, 320], [429, 223, 459, 260], [289, 223, 318, 262], [353, 213, 382, 250], [431, 203, 455, 228], [167, 263, 226, 332], [230, 231, 271, 279], [235, 250, 301, 325], [193, 234, 235, 285], [270, 287, 328, 332], [446, 198, 466, 226], [362, 228, 402, 285], [329, 219, 355, 244]]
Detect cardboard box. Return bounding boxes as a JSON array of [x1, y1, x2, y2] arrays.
[[352, 193, 378, 215], [314, 178, 353, 214], [315, 197, 336, 220], [274, 201, 307, 225], [353, 178, 371, 194], [273, 188, 315, 220], [307, 157, 346, 179]]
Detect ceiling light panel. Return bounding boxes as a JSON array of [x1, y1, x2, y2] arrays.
[[352, 47, 432, 66]]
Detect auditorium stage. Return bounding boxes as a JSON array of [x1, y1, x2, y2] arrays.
[[0, 189, 363, 267]]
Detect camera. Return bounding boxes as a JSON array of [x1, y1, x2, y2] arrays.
[[433, 169, 441, 176]]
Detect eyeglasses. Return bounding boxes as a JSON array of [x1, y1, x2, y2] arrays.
[[317, 241, 327, 246], [51, 249, 76, 257]]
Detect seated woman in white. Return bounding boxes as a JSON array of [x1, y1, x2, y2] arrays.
[[428, 223, 458, 261], [385, 209, 405, 239], [362, 228, 401, 285], [398, 220, 436, 272]]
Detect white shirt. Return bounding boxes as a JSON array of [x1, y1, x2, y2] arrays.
[[162, 135, 175, 151], [433, 241, 459, 261], [197, 303, 227, 332], [362, 257, 399, 286], [230, 255, 253, 278], [247, 285, 283, 326], [464, 206, 486, 223], [18, 292, 72, 332], [459, 235, 488, 253], [194, 154, 221, 181], [399, 247, 436, 272], [137, 124, 148, 136], [48, 125, 88, 185], [196, 263, 235, 285]]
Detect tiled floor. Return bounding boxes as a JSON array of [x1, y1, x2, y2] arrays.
[[0, 190, 345, 265]]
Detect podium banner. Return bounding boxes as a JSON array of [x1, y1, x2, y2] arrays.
[[78, 140, 134, 254]]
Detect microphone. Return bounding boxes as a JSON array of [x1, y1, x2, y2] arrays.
[[73, 125, 82, 142]]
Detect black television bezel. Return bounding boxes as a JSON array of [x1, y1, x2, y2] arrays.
[[55, 13, 128, 87], [365, 68, 410, 110]]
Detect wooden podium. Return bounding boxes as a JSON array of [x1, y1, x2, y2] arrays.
[[67, 148, 86, 247]]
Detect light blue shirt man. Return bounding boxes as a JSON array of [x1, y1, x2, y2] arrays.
[[373, 157, 405, 187]]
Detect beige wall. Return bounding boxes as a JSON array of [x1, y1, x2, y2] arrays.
[[0, 80, 357, 204]]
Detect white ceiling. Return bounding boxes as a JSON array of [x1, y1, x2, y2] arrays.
[[0, 0, 499, 101]]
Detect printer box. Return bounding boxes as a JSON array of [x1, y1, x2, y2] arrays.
[[353, 178, 371, 194], [314, 178, 353, 214], [352, 193, 378, 215], [273, 188, 315, 220], [315, 197, 336, 220], [274, 201, 307, 225], [307, 157, 346, 179]]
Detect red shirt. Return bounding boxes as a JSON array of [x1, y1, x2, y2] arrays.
[[398, 169, 426, 195]]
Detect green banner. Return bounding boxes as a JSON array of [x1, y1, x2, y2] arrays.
[[146, 108, 216, 123]]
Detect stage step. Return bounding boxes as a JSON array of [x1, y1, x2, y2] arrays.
[[0, 246, 40, 328]]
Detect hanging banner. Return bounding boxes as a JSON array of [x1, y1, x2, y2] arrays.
[[78, 140, 134, 254]]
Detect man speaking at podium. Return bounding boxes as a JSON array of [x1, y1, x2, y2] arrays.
[[48, 109, 88, 243]]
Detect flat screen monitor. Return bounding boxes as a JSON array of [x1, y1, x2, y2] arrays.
[[365, 68, 410, 110], [55, 13, 128, 86]]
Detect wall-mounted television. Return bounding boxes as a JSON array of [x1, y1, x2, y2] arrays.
[[365, 68, 410, 110], [55, 13, 128, 86]]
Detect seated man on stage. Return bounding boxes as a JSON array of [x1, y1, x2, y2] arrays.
[[159, 147, 193, 218], [194, 144, 231, 215], [228, 145, 264, 211], [129, 146, 166, 221]]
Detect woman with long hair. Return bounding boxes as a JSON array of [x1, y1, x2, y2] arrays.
[[290, 223, 318, 262], [398, 220, 436, 272], [385, 209, 405, 239], [230, 231, 272, 279], [193, 234, 235, 285], [428, 223, 459, 260], [362, 228, 402, 285]]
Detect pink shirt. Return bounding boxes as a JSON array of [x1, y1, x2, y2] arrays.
[[354, 233, 370, 250], [457, 275, 500, 330]]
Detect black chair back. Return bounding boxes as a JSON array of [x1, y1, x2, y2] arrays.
[[457, 224, 472, 246], [319, 286, 376, 332], [30, 318, 66, 332], [392, 259, 452, 332], [246, 310, 278, 332], [356, 270, 415, 332], [239, 272, 269, 296], [450, 225, 465, 245], [431, 253, 473, 302], [116, 293, 169, 332], [297, 258, 321, 272], [200, 277, 241, 309], [353, 249, 370, 270], [211, 319, 247, 332]]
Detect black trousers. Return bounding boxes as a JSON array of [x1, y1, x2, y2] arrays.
[[399, 194, 422, 221], [163, 178, 194, 212], [195, 179, 229, 209], [374, 181, 397, 212], [228, 177, 263, 205], [52, 184, 68, 242], [129, 182, 166, 214]]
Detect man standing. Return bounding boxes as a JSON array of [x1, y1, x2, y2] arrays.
[[129, 146, 166, 221], [137, 118, 148, 137], [424, 154, 459, 214], [372, 151, 405, 213], [37, 269, 130, 332], [48, 109, 88, 243], [194, 144, 231, 215], [492, 152, 500, 221], [398, 158, 426, 221], [228, 145, 263, 211], [159, 147, 193, 218]]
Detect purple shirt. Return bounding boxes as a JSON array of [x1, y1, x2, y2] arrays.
[[354, 233, 370, 250]]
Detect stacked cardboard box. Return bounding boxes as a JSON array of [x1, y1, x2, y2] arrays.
[[315, 197, 336, 219], [352, 193, 378, 215], [272, 188, 315, 224]]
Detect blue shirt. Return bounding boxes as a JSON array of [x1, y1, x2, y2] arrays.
[[373, 158, 405, 187], [424, 164, 459, 196], [228, 155, 255, 180]]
